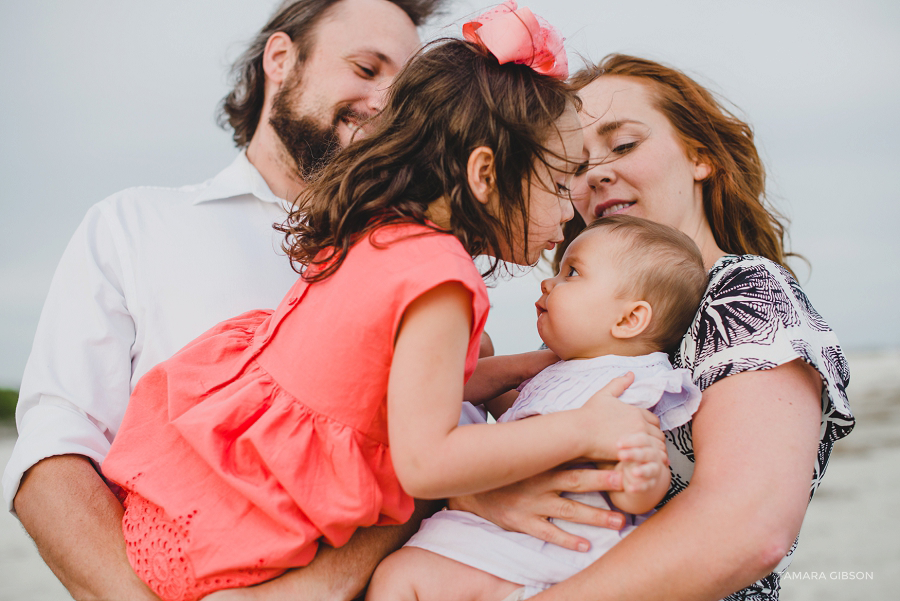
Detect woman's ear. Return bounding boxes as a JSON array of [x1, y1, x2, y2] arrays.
[[692, 153, 712, 182], [611, 300, 652, 340], [467, 146, 497, 205], [262, 32, 295, 87]]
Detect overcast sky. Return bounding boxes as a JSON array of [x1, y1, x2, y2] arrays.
[[1, 0, 898, 387]]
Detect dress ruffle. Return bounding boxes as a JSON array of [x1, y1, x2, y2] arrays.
[[104, 309, 413, 584]]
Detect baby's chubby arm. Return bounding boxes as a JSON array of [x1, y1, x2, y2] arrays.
[[607, 432, 671, 515], [463, 349, 558, 407]]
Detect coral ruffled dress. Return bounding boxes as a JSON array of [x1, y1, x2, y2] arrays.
[[102, 223, 490, 601]]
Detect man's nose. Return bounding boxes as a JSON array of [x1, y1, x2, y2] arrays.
[[367, 79, 391, 113]]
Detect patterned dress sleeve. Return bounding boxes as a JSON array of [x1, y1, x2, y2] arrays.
[[675, 255, 854, 446], [668, 254, 855, 601]]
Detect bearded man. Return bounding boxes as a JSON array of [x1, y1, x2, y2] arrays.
[[3, 2, 444, 599]]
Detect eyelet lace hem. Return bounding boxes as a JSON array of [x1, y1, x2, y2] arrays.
[[123, 493, 281, 601]]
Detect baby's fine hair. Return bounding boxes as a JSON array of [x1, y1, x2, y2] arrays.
[[280, 38, 579, 281], [585, 215, 708, 353]]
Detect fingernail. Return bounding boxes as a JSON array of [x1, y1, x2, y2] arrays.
[[577, 542, 590, 552], [610, 514, 625, 529]]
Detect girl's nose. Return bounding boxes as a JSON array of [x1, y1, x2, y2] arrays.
[[540, 278, 553, 294], [561, 195, 575, 223]]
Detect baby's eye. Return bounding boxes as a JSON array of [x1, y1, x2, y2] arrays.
[[567, 266, 579, 277]]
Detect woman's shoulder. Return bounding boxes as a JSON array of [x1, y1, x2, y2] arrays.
[[677, 253, 852, 432], [703, 254, 833, 333]]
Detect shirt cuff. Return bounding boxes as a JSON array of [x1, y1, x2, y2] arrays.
[[3, 403, 112, 515]]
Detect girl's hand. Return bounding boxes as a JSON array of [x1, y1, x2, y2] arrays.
[[576, 373, 664, 463], [448, 467, 627, 552]]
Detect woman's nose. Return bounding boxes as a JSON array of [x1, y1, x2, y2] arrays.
[[585, 161, 614, 189]]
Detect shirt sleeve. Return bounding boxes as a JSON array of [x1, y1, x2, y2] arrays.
[[678, 255, 854, 442], [2, 202, 136, 514]]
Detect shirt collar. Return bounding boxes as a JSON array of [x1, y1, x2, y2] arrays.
[[193, 150, 286, 206]]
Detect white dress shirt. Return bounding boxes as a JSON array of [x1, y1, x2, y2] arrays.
[[3, 152, 298, 512]]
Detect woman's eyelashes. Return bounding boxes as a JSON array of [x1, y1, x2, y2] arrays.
[[611, 140, 639, 155], [573, 139, 639, 174]]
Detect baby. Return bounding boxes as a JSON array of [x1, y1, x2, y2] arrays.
[[369, 215, 710, 601]]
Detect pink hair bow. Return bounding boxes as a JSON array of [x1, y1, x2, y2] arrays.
[[463, 1, 568, 79]]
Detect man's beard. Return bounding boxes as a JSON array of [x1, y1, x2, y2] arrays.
[[269, 82, 362, 181]]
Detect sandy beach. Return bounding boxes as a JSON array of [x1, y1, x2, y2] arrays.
[[1, 350, 898, 600]]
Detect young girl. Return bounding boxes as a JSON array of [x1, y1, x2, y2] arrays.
[[368, 215, 710, 601], [100, 6, 660, 601]]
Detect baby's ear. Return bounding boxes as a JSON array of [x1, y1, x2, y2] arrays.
[[612, 301, 652, 340], [466, 146, 496, 205]]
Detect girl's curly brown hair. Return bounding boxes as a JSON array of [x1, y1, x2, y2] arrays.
[[279, 38, 580, 282]]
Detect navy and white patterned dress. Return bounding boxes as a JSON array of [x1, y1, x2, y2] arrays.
[[666, 254, 855, 600]]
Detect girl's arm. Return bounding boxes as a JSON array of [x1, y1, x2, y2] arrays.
[[388, 282, 659, 500], [527, 358, 822, 600]]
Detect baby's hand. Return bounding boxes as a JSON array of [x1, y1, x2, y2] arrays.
[[616, 432, 669, 494]]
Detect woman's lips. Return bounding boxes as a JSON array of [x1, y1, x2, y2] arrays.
[[593, 200, 636, 219]]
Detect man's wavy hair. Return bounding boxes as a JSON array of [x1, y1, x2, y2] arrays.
[[557, 54, 797, 275], [218, 0, 445, 148], [278, 38, 580, 281]]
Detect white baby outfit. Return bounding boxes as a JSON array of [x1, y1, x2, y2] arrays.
[[405, 352, 701, 598]]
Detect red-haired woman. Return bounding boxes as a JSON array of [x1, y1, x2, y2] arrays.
[[452, 55, 854, 601]]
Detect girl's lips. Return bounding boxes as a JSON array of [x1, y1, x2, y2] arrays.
[[593, 200, 636, 219], [545, 239, 563, 251]]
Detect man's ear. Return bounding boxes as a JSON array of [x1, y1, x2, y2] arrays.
[[262, 32, 295, 87], [467, 146, 497, 205], [611, 300, 652, 340]]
